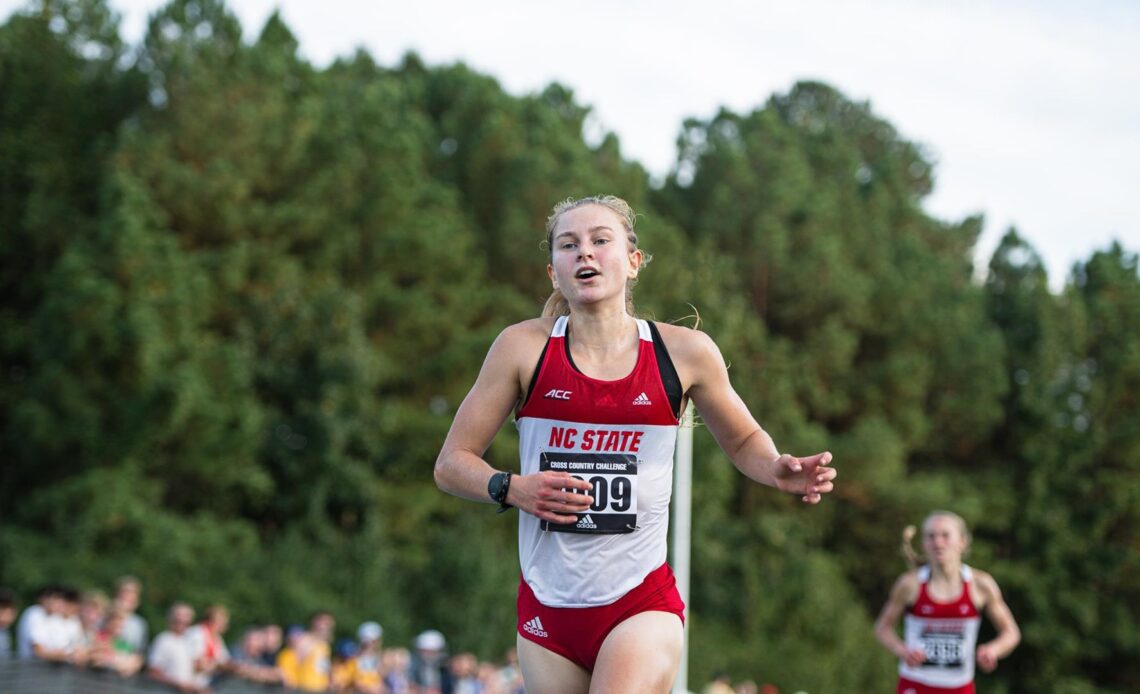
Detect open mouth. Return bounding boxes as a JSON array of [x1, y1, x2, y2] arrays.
[[575, 268, 600, 279]]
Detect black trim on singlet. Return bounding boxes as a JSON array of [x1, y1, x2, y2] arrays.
[[647, 321, 684, 419], [519, 319, 684, 419], [562, 328, 579, 372]]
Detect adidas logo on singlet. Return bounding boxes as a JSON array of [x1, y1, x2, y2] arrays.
[[632, 392, 652, 406], [522, 616, 548, 638], [576, 514, 598, 530]]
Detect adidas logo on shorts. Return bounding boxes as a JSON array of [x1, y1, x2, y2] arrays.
[[522, 616, 548, 638], [576, 514, 598, 530], [632, 392, 652, 406]]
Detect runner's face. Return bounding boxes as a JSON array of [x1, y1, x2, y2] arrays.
[[922, 516, 966, 564], [547, 205, 641, 309]]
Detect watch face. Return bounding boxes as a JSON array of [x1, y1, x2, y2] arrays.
[[489, 472, 507, 502]]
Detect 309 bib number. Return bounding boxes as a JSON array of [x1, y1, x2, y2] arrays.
[[538, 452, 638, 534]]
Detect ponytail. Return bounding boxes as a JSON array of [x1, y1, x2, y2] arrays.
[[900, 525, 920, 570], [542, 289, 571, 318]]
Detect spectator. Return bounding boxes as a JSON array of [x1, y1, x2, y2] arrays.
[[382, 646, 413, 694], [310, 610, 335, 646], [330, 638, 358, 693], [410, 629, 452, 694], [450, 652, 480, 694], [260, 623, 283, 667], [78, 590, 109, 652], [231, 625, 282, 684], [305, 610, 334, 690], [703, 671, 736, 694], [0, 588, 17, 660], [477, 659, 506, 694], [15, 584, 55, 659], [148, 601, 207, 693], [348, 621, 384, 694], [91, 608, 144, 677], [229, 624, 261, 664], [113, 575, 149, 655], [187, 604, 232, 689], [497, 648, 524, 694], [277, 623, 329, 692], [28, 585, 86, 665], [275, 625, 305, 689]]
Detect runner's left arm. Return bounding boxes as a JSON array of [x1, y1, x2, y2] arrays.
[[975, 571, 1020, 672], [681, 329, 835, 503]]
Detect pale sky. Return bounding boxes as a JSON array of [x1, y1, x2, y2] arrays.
[[5, 0, 1138, 290]]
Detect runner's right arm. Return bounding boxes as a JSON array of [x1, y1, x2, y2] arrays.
[[874, 572, 926, 667], [434, 321, 593, 523]]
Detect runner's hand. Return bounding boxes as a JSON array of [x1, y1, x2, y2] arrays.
[[772, 452, 836, 504], [903, 647, 926, 668], [515, 471, 594, 524], [976, 643, 1000, 672]]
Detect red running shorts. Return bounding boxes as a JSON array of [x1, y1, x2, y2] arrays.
[[516, 562, 685, 671]]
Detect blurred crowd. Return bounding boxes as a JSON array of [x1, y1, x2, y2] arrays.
[[0, 578, 525, 694], [0, 580, 783, 694], [700, 672, 782, 694]]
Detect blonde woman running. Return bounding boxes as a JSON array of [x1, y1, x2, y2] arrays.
[[874, 511, 1020, 694], [436, 195, 837, 693]]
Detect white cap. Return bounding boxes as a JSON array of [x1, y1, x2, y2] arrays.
[[415, 629, 446, 651], [357, 621, 383, 642]]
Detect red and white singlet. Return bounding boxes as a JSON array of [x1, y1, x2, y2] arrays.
[[515, 316, 680, 607], [899, 565, 982, 691]]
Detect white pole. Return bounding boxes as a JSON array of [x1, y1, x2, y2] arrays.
[[672, 401, 694, 694]]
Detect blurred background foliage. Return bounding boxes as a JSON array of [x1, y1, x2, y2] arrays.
[[1, 1, 1138, 691]]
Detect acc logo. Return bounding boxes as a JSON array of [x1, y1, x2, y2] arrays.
[[544, 389, 572, 400]]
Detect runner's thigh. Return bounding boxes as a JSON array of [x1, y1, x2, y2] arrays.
[[518, 633, 591, 694], [590, 611, 683, 694]]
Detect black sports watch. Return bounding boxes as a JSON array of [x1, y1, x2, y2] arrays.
[[487, 471, 513, 513]]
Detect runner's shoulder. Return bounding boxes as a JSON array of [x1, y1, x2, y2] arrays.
[[969, 567, 1003, 604], [893, 569, 921, 601], [491, 318, 556, 367], [496, 318, 555, 347], [650, 321, 719, 362]]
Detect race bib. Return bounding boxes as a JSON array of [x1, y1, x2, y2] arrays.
[[919, 629, 965, 668], [538, 452, 638, 534]]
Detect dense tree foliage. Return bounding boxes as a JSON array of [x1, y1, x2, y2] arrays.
[[1, 2, 1137, 691]]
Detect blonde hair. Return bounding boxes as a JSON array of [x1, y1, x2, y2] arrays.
[[80, 590, 109, 611], [115, 575, 141, 593], [541, 195, 651, 317], [900, 510, 971, 569]]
